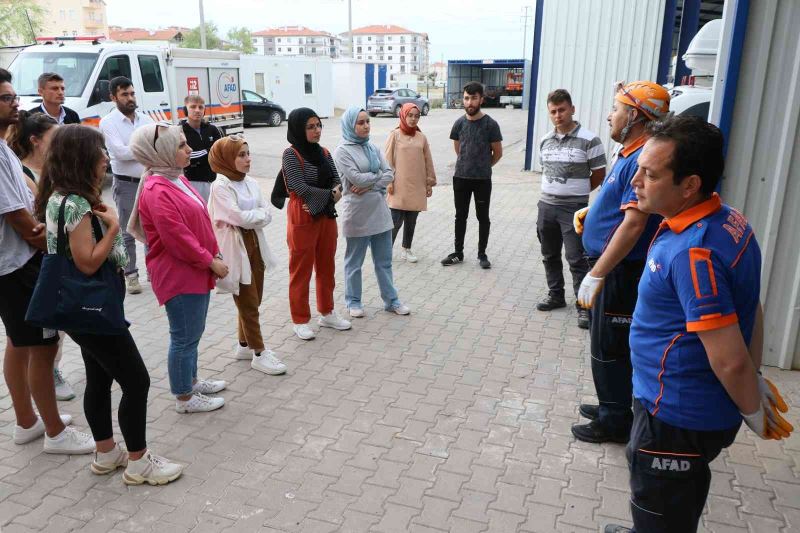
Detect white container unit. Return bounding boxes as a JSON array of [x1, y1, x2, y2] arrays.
[[239, 55, 334, 118]]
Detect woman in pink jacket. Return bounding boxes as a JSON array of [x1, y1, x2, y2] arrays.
[[128, 123, 229, 414]]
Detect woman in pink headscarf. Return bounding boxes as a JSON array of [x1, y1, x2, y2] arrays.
[[383, 103, 436, 263]]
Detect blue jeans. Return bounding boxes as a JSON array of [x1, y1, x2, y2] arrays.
[[164, 292, 210, 396], [344, 230, 401, 310]]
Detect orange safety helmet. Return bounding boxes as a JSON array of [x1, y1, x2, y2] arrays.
[[615, 81, 670, 120]]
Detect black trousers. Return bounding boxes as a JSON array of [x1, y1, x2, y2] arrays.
[[536, 200, 589, 299], [453, 177, 492, 256], [390, 208, 420, 249], [67, 329, 151, 451], [627, 400, 740, 532], [588, 258, 644, 432]]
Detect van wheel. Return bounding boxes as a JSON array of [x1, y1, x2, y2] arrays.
[[269, 111, 282, 127], [393, 106, 401, 117], [421, 104, 430, 116], [369, 112, 378, 117]]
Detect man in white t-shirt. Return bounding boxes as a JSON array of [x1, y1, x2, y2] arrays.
[[0, 68, 94, 454]]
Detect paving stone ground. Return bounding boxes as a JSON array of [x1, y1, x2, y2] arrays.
[[1, 109, 799, 532]]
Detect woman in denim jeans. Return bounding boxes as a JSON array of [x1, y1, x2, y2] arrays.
[[129, 123, 230, 414], [333, 107, 409, 318]]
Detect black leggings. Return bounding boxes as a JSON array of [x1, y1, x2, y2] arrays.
[[390, 208, 420, 249], [453, 177, 492, 256], [67, 330, 150, 451]]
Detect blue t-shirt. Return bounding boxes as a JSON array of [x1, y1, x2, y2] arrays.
[[582, 136, 660, 260], [630, 194, 761, 431]]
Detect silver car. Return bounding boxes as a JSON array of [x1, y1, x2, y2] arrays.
[[367, 88, 430, 117]]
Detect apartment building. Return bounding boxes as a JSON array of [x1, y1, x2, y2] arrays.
[[108, 26, 187, 46], [252, 26, 341, 58], [34, 0, 109, 38], [339, 25, 429, 82]]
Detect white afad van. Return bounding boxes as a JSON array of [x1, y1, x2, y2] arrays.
[[8, 40, 243, 134]]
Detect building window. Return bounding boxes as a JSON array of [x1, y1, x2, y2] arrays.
[[401, 56, 405, 63], [357, 46, 362, 53], [288, 47, 292, 52], [312, 47, 317, 53], [388, 46, 392, 51], [368, 56, 372, 60], [278, 48, 282, 52], [388, 56, 392, 60], [400, 65, 405, 73], [388, 36, 392, 41], [367, 46, 371, 51], [277, 38, 282, 42], [304, 74, 313, 94], [368, 36, 372, 41], [59, 9, 65, 19], [299, 48, 304, 54], [400, 46, 405, 53], [267, 37, 273, 42]]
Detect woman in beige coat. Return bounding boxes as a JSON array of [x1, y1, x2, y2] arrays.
[[384, 103, 436, 263]]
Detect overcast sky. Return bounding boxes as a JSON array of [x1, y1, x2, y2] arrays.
[[106, 0, 537, 62]]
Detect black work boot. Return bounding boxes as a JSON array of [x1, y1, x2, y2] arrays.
[[579, 404, 599, 420], [537, 294, 567, 311], [571, 420, 629, 444], [577, 307, 590, 329], [604, 525, 633, 533]]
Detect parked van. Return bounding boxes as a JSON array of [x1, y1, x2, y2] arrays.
[[8, 40, 243, 134]]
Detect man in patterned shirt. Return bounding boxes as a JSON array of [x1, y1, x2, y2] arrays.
[[536, 89, 606, 329]]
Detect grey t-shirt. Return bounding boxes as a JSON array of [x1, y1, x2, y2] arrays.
[[0, 140, 36, 276], [449, 114, 503, 179]]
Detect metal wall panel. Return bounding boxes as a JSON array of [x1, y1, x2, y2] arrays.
[[531, 0, 666, 171], [718, 0, 800, 368]]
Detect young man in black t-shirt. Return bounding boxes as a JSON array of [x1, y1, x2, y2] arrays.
[[442, 82, 503, 269], [181, 95, 222, 203]]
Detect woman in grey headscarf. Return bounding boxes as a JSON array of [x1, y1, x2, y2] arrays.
[[130, 123, 229, 415]]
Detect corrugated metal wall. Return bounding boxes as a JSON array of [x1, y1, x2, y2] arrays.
[[531, 0, 666, 171], [718, 0, 800, 369]]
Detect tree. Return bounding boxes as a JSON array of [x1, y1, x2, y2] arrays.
[[182, 22, 223, 50], [0, 0, 45, 46], [226, 26, 254, 54]]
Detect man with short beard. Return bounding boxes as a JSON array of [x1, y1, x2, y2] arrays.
[[441, 82, 502, 269], [99, 76, 154, 295]]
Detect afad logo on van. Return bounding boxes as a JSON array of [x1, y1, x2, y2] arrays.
[[217, 73, 237, 105]]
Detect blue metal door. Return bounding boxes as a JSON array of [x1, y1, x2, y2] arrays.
[[378, 64, 387, 89], [365, 63, 375, 106]]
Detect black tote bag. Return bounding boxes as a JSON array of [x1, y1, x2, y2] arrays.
[[25, 195, 128, 335]]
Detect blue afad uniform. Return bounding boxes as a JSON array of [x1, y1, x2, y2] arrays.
[[581, 135, 660, 433], [627, 193, 760, 533]]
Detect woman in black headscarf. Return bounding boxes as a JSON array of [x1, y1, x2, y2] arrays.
[[282, 108, 350, 341]]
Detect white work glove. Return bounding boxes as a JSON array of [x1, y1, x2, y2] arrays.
[[742, 404, 772, 440], [754, 375, 794, 439], [573, 206, 589, 235], [577, 274, 604, 309]]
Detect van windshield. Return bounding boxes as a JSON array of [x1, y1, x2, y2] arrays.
[[9, 52, 99, 97]]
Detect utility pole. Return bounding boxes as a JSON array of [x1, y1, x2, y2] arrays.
[[521, 5, 532, 60], [199, 0, 207, 49], [348, 0, 353, 58]]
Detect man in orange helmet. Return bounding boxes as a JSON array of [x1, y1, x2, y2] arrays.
[[571, 81, 670, 444]]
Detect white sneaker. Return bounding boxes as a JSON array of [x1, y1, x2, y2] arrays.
[[318, 311, 352, 331], [252, 350, 287, 375], [192, 378, 226, 394], [126, 273, 142, 295], [293, 323, 315, 340], [54, 368, 76, 401], [175, 393, 225, 413], [91, 443, 129, 475], [13, 414, 73, 445], [404, 249, 418, 263], [123, 450, 184, 486], [43, 426, 95, 454], [349, 307, 365, 318], [388, 303, 411, 315], [234, 343, 254, 360]]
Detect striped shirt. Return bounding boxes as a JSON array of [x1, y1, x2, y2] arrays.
[[539, 122, 606, 205], [282, 147, 341, 216]]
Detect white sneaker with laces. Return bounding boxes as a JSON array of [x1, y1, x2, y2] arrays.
[[126, 273, 142, 295], [54, 368, 76, 401], [349, 307, 365, 318], [175, 393, 225, 413], [13, 414, 73, 445], [388, 303, 411, 316], [404, 249, 418, 263], [43, 426, 95, 454], [318, 311, 352, 331], [91, 443, 129, 475], [293, 323, 315, 340], [192, 378, 226, 394], [123, 450, 184, 486], [234, 343, 253, 360], [252, 350, 287, 375]]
